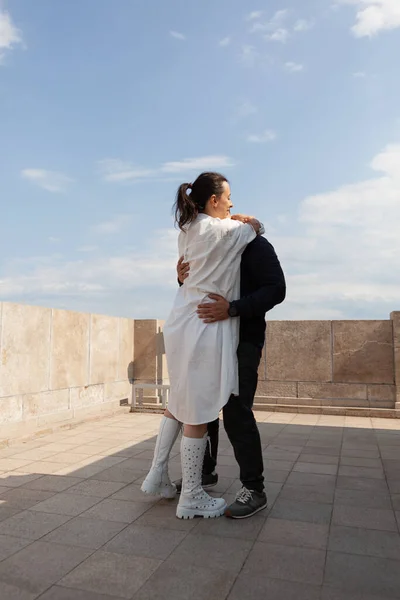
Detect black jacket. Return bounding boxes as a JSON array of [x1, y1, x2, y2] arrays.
[[232, 236, 286, 347]]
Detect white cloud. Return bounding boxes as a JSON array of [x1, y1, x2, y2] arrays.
[[98, 159, 155, 182], [246, 10, 264, 21], [77, 245, 98, 253], [91, 214, 133, 235], [239, 44, 259, 67], [99, 155, 234, 183], [21, 169, 74, 193], [271, 142, 400, 319], [293, 19, 314, 32], [265, 28, 289, 43], [337, 0, 400, 37], [250, 9, 289, 34], [161, 155, 233, 174], [353, 70, 367, 77], [285, 61, 304, 72], [0, 229, 180, 318], [219, 36, 231, 47], [48, 237, 60, 243], [5, 145, 400, 320], [0, 10, 22, 62], [169, 30, 186, 41], [235, 101, 258, 118], [247, 129, 277, 143]]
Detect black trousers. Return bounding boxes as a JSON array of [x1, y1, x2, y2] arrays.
[[203, 341, 264, 493]]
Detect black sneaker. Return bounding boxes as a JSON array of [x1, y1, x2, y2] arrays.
[[224, 487, 267, 519], [174, 472, 219, 494]]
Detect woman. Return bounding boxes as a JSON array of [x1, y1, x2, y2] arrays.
[[141, 172, 261, 519]]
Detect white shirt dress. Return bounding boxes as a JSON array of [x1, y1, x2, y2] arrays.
[[163, 214, 256, 425]]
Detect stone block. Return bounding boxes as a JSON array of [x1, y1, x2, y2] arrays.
[[391, 311, 400, 347], [257, 381, 297, 398], [23, 389, 70, 419], [0, 302, 51, 397], [118, 318, 134, 381], [367, 385, 396, 402], [133, 320, 166, 382], [89, 314, 119, 384], [50, 309, 89, 390], [298, 382, 367, 400], [266, 321, 332, 382], [258, 345, 267, 379], [70, 384, 104, 408], [0, 396, 23, 424], [104, 380, 131, 402], [333, 320, 394, 384]]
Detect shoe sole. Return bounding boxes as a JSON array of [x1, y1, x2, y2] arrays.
[[224, 501, 268, 519], [176, 502, 227, 520], [141, 482, 177, 499]]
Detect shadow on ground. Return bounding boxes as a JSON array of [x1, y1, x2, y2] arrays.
[[0, 411, 400, 599]]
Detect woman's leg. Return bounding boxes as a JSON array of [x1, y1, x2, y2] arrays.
[[141, 409, 181, 498], [176, 422, 226, 519]]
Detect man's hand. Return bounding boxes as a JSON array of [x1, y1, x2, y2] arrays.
[[197, 294, 230, 323], [231, 214, 251, 223], [177, 256, 190, 284]]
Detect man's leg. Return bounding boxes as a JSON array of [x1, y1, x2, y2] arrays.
[[203, 418, 219, 476], [223, 342, 266, 518]]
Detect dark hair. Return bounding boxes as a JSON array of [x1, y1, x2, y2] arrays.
[[174, 172, 228, 231]]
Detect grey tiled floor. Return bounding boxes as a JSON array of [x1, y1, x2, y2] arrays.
[[0, 411, 400, 599]]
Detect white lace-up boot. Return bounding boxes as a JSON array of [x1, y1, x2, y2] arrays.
[[141, 416, 181, 498], [176, 435, 227, 519]]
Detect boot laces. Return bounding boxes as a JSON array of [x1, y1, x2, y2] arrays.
[[235, 487, 253, 504]]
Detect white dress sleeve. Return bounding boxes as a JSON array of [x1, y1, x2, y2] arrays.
[[216, 218, 257, 254]]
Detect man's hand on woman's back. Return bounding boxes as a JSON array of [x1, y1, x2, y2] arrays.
[[177, 256, 190, 284]]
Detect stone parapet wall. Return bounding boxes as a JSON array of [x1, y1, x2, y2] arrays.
[[258, 318, 396, 408], [0, 302, 134, 440], [132, 314, 399, 411]]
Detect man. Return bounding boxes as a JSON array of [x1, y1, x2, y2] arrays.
[[176, 226, 286, 518]]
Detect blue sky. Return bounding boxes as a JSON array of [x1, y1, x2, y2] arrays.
[[1, 0, 399, 320]]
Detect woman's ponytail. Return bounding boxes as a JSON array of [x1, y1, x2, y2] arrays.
[[174, 183, 198, 231]]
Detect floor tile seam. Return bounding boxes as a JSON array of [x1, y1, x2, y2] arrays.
[[322, 425, 344, 586], [375, 432, 400, 536]]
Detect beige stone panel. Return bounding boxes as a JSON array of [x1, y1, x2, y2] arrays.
[[298, 382, 367, 400], [266, 321, 332, 382], [333, 320, 394, 384], [0, 302, 51, 397], [368, 384, 396, 402], [391, 311, 400, 347], [23, 389, 70, 419], [118, 318, 134, 381], [105, 380, 131, 402], [258, 345, 267, 380], [70, 384, 104, 408], [50, 309, 89, 390], [89, 314, 119, 384], [133, 320, 165, 382], [0, 396, 23, 424], [256, 380, 297, 397]]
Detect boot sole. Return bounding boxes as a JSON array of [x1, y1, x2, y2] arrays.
[[176, 502, 227, 520], [224, 501, 268, 519], [141, 482, 177, 499]]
